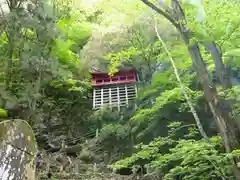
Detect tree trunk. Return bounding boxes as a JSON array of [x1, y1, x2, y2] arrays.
[[187, 42, 240, 179], [203, 42, 232, 89], [203, 42, 240, 130]]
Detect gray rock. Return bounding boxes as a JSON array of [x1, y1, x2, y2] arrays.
[[0, 119, 38, 180]]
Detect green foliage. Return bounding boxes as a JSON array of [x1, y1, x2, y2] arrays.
[[132, 87, 183, 122], [0, 108, 8, 118], [91, 0, 146, 25], [102, 122, 130, 138], [151, 137, 232, 180], [52, 13, 92, 68], [0, 0, 93, 142], [111, 122, 235, 179], [99, 1, 240, 179], [1, 0, 240, 179]]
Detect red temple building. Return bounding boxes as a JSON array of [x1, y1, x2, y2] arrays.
[[91, 68, 137, 110]]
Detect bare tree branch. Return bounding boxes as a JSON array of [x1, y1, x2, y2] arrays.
[[140, 0, 180, 30]]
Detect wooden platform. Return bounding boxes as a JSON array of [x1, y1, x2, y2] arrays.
[[93, 84, 137, 110]]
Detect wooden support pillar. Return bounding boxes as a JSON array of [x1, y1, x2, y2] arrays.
[[93, 88, 96, 109], [109, 87, 112, 109], [125, 84, 129, 107], [101, 88, 103, 107], [134, 84, 138, 109], [92, 84, 137, 110], [117, 86, 120, 111]]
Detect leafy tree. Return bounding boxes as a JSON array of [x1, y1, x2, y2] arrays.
[[138, 0, 240, 177], [0, 0, 93, 148], [111, 122, 235, 179]]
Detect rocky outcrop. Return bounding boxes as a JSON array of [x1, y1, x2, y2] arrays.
[[37, 172, 132, 180], [0, 119, 38, 180]]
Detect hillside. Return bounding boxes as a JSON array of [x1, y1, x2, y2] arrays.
[[1, 0, 240, 179]]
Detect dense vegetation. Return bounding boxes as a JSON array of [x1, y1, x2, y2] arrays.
[[1, 0, 240, 179]]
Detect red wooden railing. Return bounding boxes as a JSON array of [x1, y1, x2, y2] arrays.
[[91, 70, 137, 86]]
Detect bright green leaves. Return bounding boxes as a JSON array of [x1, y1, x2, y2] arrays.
[[52, 38, 78, 68], [52, 14, 92, 68], [153, 87, 184, 111], [0, 33, 8, 46], [131, 87, 183, 122], [68, 22, 92, 49], [112, 123, 232, 179], [111, 135, 172, 170], [0, 108, 8, 118], [57, 14, 92, 45], [153, 137, 231, 180], [106, 47, 140, 74], [0, 33, 8, 80], [183, 0, 240, 45], [223, 48, 240, 71], [224, 48, 240, 57]]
